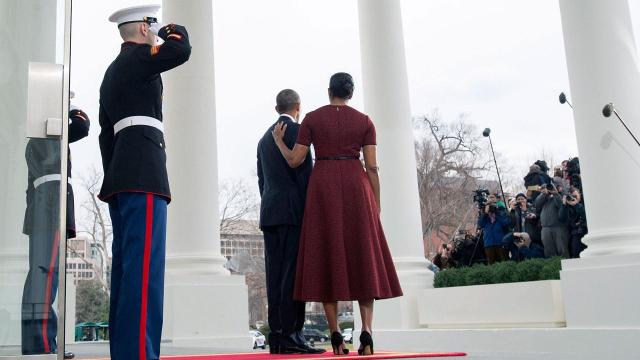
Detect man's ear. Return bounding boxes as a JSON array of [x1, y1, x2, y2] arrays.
[[140, 23, 148, 37], [274, 105, 280, 114]]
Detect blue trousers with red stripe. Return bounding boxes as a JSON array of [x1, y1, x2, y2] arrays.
[[21, 183, 63, 355], [21, 231, 60, 355], [109, 193, 167, 360]]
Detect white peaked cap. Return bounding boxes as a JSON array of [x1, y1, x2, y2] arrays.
[[108, 4, 161, 26]]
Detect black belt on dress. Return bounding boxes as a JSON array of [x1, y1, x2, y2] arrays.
[[316, 156, 360, 161]]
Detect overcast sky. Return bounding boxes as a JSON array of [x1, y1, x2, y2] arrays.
[[68, 0, 640, 193]]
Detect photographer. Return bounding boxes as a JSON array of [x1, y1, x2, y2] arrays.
[[510, 193, 541, 245], [502, 232, 544, 261], [534, 183, 570, 258], [477, 203, 511, 264], [553, 166, 570, 195], [524, 162, 552, 201], [489, 193, 507, 211], [559, 187, 588, 258], [565, 157, 583, 194], [432, 243, 457, 271]]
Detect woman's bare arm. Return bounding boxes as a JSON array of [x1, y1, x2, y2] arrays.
[[272, 122, 310, 168], [363, 145, 381, 212]]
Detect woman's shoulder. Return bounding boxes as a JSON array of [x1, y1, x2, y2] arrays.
[[343, 105, 369, 119]]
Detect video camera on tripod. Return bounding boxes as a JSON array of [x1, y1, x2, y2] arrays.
[[473, 188, 499, 214], [473, 189, 490, 209]]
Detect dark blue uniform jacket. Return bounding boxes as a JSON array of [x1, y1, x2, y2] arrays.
[[23, 108, 90, 237], [98, 24, 191, 203]]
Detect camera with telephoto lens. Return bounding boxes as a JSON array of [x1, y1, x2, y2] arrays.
[[566, 194, 575, 202], [544, 183, 556, 192], [473, 189, 490, 209]]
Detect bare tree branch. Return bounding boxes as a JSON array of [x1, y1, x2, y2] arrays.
[[219, 179, 259, 234], [74, 166, 112, 293], [414, 111, 496, 257]]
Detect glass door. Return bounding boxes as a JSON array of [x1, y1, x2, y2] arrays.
[[0, 0, 72, 358]]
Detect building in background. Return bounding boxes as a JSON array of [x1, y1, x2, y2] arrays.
[[66, 236, 107, 286], [220, 219, 263, 259], [220, 220, 266, 327]]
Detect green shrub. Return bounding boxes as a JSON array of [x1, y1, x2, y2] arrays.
[[513, 258, 543, 282], [539, 257, 562, 280], [465, 264, 494, 286], [490, 261, 518, 284], [433, 257, 563, 288]]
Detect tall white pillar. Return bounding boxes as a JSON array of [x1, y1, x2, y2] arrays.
[[559, 0, 640, 330], [161, 0, 248, 347], [357, 0, 433, 335], [0, 0, 58, 346], [560, 0, 640, 258]]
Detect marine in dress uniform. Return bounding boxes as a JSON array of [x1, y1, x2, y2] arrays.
[[22, 103, 90, 360], [99, 5, 190, 360], [256, 89, 322, 354]]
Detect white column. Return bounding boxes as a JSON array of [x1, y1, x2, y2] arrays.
[[161, 0, 248, 347], [0, 0, 58, 347], [357, 0, 433, 334], [559, 0, 640, 329], [560, 0, 640, 257]]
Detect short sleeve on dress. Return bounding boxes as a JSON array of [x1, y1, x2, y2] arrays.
[[363, 116, 377, 146], [296, 117, 312, 146]]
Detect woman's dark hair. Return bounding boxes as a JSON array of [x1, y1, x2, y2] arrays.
[[329, 72, 354, 99]]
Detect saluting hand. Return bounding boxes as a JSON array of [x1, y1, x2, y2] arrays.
[[272, 122, 287, 143]]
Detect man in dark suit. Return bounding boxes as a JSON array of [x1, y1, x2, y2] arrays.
[[99, 5, 191, 360], [257, 89, 321, 354]]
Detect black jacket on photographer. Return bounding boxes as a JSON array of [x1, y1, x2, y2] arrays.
[[559, 201, 588, 257], [524, 168, 551, 201], [510, 203, 541, 245]]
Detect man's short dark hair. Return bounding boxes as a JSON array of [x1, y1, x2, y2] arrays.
[[276, 89, 300, 113]]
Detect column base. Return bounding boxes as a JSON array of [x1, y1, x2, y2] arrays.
[[561, 252, 640, 328], [580, 227, 640, 257], [367, 328, 640, 360], [162, 270, 249, 349]]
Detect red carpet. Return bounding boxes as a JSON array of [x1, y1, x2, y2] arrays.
[[160, 351, 467, 360]]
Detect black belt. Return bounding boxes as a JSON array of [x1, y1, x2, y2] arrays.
[[316, 156, 360, 161]]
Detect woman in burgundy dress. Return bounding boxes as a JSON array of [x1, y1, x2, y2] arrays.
[[272, 73, 403, 356]]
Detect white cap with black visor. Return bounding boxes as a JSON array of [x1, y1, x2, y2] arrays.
[[108, 4, 163, 35]]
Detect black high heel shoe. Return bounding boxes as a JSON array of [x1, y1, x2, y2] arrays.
[[358, 331, 374, 356], [331, 331, 349, 355]]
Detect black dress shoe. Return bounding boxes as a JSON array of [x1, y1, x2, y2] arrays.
[[279, 344, 326, 354], [268, 332, 281, 354], [64, 351, 75, 359], [269, 344, 281, 354], [299, 344, 326, 354]]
